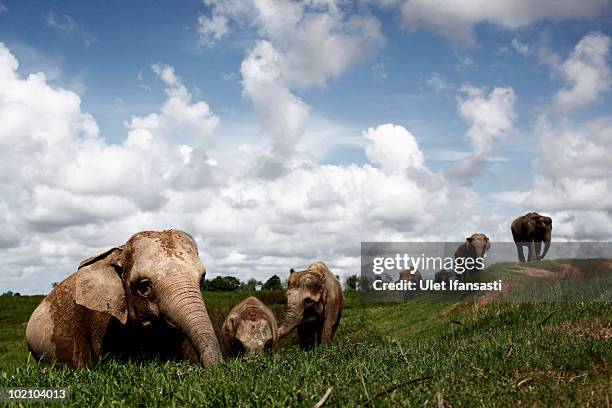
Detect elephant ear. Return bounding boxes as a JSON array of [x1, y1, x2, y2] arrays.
[[75, 247, 127, 324], [223, 312, 239, 338]]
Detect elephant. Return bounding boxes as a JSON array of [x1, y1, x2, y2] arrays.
[[221, 296, 278, 358], [398, 267, 422, 286], [434, 269, 452, 285], [511, 212, 552, 262], [398, 267, 422, 301], [454, 233, 490, 279], [25, 230, 221, 368], [278, 261, 343, 350]]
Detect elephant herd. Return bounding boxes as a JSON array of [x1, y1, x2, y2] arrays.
[[430, 212, 553, 284], [25, 212, 550, 368], [26, 230, 343, 368]]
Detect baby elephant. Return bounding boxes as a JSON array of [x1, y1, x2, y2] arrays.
[[221, 297, 278, 358]]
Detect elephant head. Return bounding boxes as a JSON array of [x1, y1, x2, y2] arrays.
[[464, 233, 491, 259], [278, 267, 325, 338], [221, 297, 278, 358], [526, 213, 552, 259], [398, 267, 422, 284], [69, 230, 220, 366]]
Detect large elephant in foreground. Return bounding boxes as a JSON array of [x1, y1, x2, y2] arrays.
[[26, 230, 221, 367], [278, 262, 343, 350], [511, 212, 552, 262]]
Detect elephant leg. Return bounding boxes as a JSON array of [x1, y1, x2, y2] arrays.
[[534, 241, 542, 261], [297, 324, 316, 351], [515, 243, 526, 262], [322, 307, 339, 344], [527, 240, 537, 262]]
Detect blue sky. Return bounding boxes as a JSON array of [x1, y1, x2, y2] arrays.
[[0, 0, 611, 293]]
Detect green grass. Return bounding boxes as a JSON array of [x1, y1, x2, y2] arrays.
[[1, 260, 610, 407]]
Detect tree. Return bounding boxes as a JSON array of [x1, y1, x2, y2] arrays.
[[242, 278, 262, 291], [262, 275, 283, 291], [345, 275, 360, 291], [202, 276, 241, 291]]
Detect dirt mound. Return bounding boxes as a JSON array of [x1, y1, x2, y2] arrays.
[[513, 263, 582, 278]]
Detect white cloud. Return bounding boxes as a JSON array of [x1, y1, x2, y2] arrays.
[[490, 190, 530, 205], [456, 54, 476, 70], [523, 32, 612, 240], [1, 42, 505, 294], [197, 13, 229, 46], [426, 72, 452, 92], [395, 0, 610, 46], [200, 0, 384, 159], [46, 11, 76, 32], [511, 37, 530, 55], [240, 40, 310, 158], [371, 61, 387, 82], [446, 85, 517, 183], [363, 124, 425, 174], [457, 85, 517, 157], [0, 3, 7, 14], [46, 10, 97, 47], [526, 117, 612, 216], [554, 31, 611, 112]]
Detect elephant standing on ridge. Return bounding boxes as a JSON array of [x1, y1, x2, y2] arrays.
[[454, 233, 491, 278], [221, 296, 278, 358], [278, 262, 343, 350], [26, 230, 221, 367], [511, 212, 552, 262]]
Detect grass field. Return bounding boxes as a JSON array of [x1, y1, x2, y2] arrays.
[[0, 260, 610, 407]]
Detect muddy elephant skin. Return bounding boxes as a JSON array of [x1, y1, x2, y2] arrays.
[[26, 230, 221, 368]]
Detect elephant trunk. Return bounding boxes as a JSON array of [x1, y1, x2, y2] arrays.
[[157, 275, 221, 366], [539, 233, 551, 260], [279, 294, 303, 339]]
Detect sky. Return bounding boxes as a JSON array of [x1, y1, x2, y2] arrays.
[[0, 0, 611, 294]]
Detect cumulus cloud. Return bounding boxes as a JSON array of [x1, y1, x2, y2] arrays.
[[201, 0, 384, 160], [363, 124, 425, 174], [446, 85, 517, 183], [523, 32, 612, 240], [240, 41, 310, 158], [526, 117, 612, 215], [554, 31, 611, 112], [0, 42, 504, 294], [395, 0, 610, 46], [0, 42, 222, 291]]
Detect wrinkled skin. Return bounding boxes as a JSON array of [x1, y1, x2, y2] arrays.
[[454, 233, 491, 279], [511, 212, 553, 262], [278, 262, 343, 350], [26, 230, 221, 368], [221, 297, 278, 358]]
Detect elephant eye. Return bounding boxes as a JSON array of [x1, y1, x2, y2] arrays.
[[264, 340, 273, 352], [136, 279, 153, 298]]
